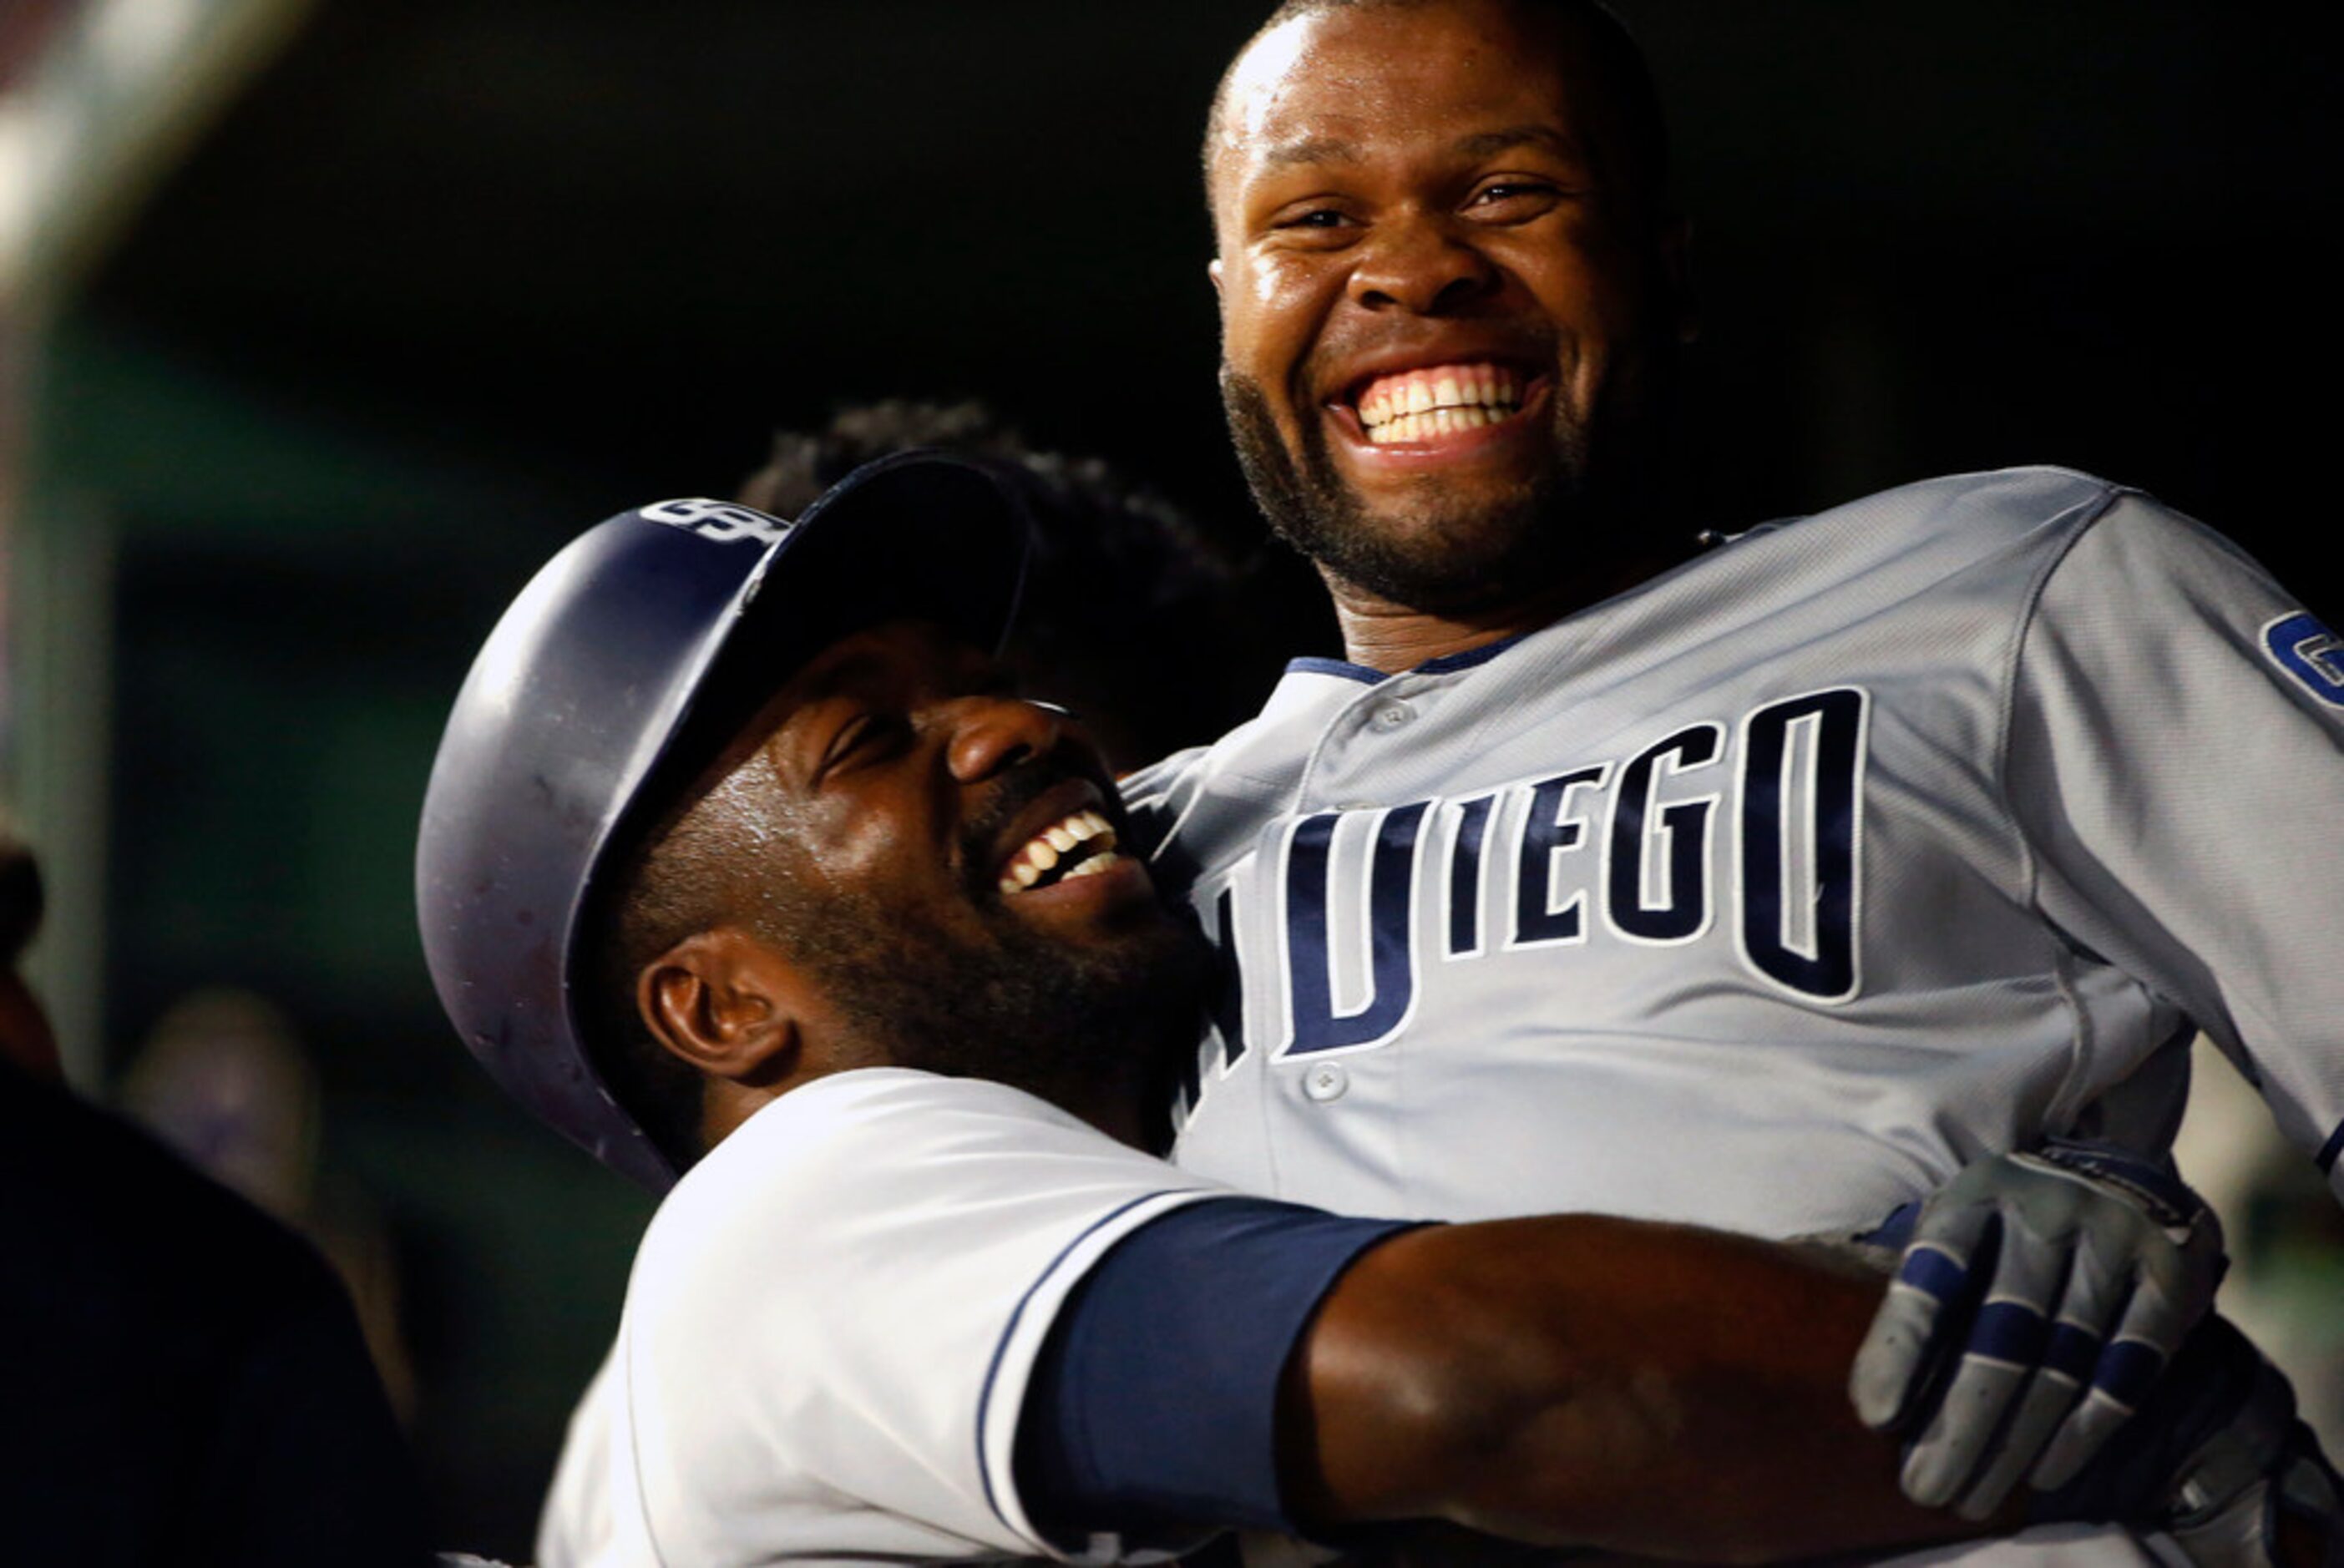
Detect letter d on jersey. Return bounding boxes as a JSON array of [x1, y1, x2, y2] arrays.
[[1283, 803, 1430, 1055], [2264, 612, 2344, 708]]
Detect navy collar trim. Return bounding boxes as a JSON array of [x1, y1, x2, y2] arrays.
[[1286, 655, 1385, 685], [1284, 627, 1534, 686]]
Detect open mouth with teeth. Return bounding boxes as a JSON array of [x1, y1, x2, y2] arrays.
[[1353, 362, 1527, 445], [996, 808, 1124, 896]]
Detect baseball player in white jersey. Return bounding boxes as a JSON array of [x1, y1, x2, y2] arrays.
[[1142, 0, 2344, 1560], [422, 463, 2286, 1568]]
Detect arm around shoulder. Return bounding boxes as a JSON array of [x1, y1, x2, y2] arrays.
[[1282, 1214, 1989, 1562]]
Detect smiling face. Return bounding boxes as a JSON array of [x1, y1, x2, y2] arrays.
[[630, 617, 1208, 1141], [1209, 0, 1689, 623]]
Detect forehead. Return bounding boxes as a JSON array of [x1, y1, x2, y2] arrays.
[[762, 619, 984, 732], [1215, 0, 1599, 182], [682, 618, 978, 792]]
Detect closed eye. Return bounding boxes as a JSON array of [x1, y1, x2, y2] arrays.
[[816, 711, 909, 781]]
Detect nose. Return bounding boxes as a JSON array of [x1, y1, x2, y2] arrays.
[[942, 695, 1067, 785], [1348, 211, 1500, 315]]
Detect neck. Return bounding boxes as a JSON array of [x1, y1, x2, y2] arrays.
[[699, 1075, 789, 1151], [1056, 1085, 1158, 1152], [1327, 546, 1688, 674], [713, 1051, 1165, 1156]]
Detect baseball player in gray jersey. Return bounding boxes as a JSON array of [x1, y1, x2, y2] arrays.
[[422, 458, 2290, 1568], [1130, 0, 2344, 1560]]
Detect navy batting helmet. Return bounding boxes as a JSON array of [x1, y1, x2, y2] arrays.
[[416, 452, 1029, 1191]]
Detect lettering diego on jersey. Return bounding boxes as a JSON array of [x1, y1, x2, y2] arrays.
[[1178, 687, 1869, 1107]]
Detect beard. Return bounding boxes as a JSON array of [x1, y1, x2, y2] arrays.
[[1221, 362, 1663, 616], [772, 766, 1214, 1134]]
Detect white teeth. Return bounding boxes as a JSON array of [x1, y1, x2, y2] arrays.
[[1000, 810, 1121, 894], [1356, 362, 1523, 438]]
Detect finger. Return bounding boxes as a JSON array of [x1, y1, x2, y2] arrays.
[[1900, 1216, 2068, 1510], [1951, 1234, 2122, 1515], [2029, 1265, 2193, 1490], [1955, 1363, 2088, 1520], [1851, 1197, 1997, 1430]]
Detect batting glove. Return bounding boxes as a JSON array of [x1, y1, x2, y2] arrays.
[[2033, 1314, 2344, 1568], [1849, 1137, 2226, 1519]]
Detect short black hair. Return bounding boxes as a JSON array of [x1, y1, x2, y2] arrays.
[[1202, 0, 1671, 214], [575, 840, 717, 1177]]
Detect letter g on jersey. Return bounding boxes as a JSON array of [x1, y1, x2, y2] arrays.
[[2264, 611, 2344, 708]]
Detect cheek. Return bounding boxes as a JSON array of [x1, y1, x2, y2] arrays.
[[1222, 255, 1335, 376], [1516, 224, 1658, 340]]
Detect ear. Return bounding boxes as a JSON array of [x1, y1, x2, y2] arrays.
[[1657, 212, 1698, 346], [1208, 256, 1225, 296], [637, 927, 807, 1089]]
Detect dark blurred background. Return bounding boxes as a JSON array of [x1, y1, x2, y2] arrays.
[[3, 1, 2339, 1556]]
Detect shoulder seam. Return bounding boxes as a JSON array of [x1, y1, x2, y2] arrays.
[[1992, 483, 2132, 1128]]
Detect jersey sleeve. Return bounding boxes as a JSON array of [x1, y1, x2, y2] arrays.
[[2006, 492, 2344, 1198], [605, 1070, 1232, 1565], [1016, 1196, 1420, 1546]]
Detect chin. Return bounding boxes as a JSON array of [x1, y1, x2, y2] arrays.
[[1318, 481, 1583, 614]]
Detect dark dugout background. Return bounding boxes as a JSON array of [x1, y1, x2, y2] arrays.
[[10, 0, 2341, 1555]]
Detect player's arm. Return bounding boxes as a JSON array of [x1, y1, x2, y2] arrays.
[[1018, 1199, 2003, 1562], [2007, 493, 2344, 1204], [1283, 1213, 1978, 1561]]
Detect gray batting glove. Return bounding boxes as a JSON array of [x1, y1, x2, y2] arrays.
[[2164, 1399, 2344, 1568], [1849, 1137, 2226, 1520], [2036, 1315, 2344, 1568]]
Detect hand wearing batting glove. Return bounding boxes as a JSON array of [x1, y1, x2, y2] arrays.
[[1849, 1137, 2226, 1518], [2034, 1315, 2344, 1568]]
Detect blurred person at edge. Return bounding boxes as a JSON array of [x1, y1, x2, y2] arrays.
[[121, 985, 420, 1420], [0, 827, 433, 1567]]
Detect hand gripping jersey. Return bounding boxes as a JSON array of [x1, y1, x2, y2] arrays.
[[1128, 467, 2344, 1237], [536, 1069, 1226, 1568]]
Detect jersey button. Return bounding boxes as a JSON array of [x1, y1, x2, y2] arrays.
[[1371, 701, 1414, 731], [1303, 1063, 1349, 1103]]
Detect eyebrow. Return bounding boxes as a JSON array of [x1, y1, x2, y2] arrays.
[[1454, 124, 1591, 164], [764, 648, 897, 741], [1256, 123, 1592, 174], [790, 650, 884, 701], [1260, 134, 1364, 170]]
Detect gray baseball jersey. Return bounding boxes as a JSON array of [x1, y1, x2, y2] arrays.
[[1127, 467, 2344, 1237]]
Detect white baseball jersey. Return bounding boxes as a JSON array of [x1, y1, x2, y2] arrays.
[[534, 1067, 1224, 1568], [1130, 466, 2344, 1233]]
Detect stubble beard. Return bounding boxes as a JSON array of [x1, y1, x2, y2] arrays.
[[1221, 367, 1649, 616], [772, 773, 1214, 1130]]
